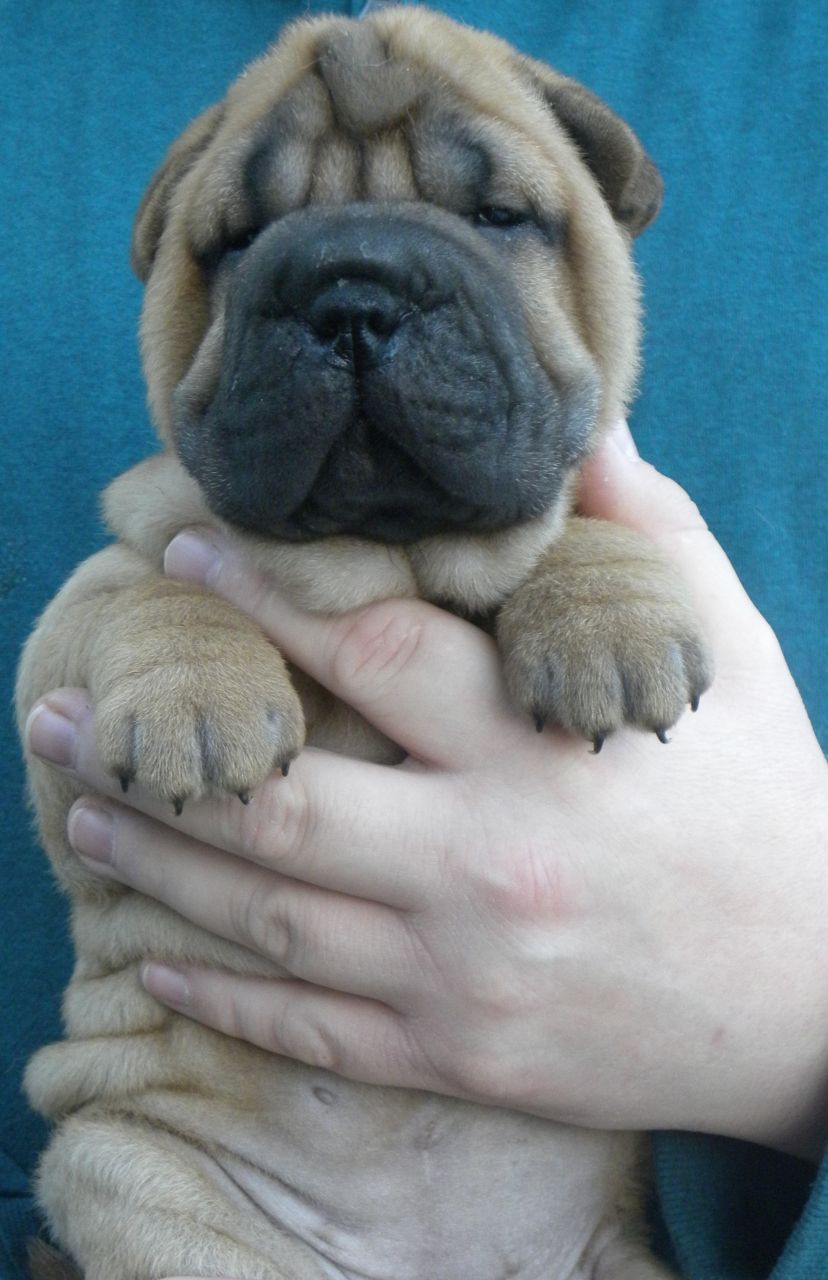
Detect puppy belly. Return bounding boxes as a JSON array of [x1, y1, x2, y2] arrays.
[[31, 1008, 637, 1280], [203, 1094, 637, 1280]]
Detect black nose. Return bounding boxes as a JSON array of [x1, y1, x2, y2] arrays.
[[306, 281, 405, 368]]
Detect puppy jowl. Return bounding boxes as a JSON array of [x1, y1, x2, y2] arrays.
[[18, 8, 707, 1278]]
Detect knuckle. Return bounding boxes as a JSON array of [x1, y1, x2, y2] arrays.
[[476, 843, 574, 926], [268, 1003, 344, 1074], [326, 600, 427, 702], [464, 968, 535, 1023], [303, 1021, 345, 1074], [748, 610, 786, 668], [224, 985, 253, 1044], [671, 489, 708, 533], [641, 464, 709, 534], [229, 774, 312, 870], [214, 555, 274, 622], [231, 878, 293, 967]]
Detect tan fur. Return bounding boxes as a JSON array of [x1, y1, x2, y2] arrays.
[[17, 8, 703, 1277], [498, 517, 711, 738]]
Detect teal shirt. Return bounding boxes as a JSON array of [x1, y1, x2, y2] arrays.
[[1, 2, 826, 1276]]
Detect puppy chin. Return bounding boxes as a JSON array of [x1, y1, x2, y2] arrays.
[[169, 432, 558, 545], [171, 358, 574, 546]]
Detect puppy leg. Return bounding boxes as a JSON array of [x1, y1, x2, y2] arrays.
[[17, 542, 304, 840], [496, 516, 712, 749]]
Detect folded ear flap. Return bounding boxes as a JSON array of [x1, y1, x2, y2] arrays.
[[131, 102, 225, 281], [528, 62, 663, 236]]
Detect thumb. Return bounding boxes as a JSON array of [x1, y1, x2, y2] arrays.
[[579, 419, 765, 654], [579, 418, 709, 541]]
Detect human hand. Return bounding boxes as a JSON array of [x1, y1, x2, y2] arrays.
[[26, 420, 828, 1159]]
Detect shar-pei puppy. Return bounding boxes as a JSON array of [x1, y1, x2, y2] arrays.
[[17, 6, 711, 1279]]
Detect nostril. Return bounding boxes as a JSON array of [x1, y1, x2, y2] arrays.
[[313, 307, 346, 341], [332, 322, 357, 363], [306, 281, 407, 366], [367, 307, 395, 336]]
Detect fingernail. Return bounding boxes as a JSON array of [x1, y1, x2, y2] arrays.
[[141, 962, 191, 1009], [608, 417, 640, 460], [68, 803, 115, 863], [26, 696, 84, 767], [164, 530, 223, 586]]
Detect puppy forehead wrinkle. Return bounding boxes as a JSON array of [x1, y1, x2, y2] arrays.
[[374, 8, 585, 181], [186, 137, 263, 253], [412, 113, 492, 210], [364, 130, 417, 201], [314, 22, 421, 135], [262, 72, 334, 140], [241, 75, 334, 217], [249, 135, 314, 218], [200, 16, 570, 234], [311, 134, 360, 204]]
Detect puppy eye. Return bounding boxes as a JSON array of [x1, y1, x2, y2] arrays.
[[473, 206, 530, 229], [223, 227, 261, 255], [196, 226, 262, 275]]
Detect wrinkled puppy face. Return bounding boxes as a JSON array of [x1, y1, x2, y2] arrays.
[[134, 8, 662, 544]]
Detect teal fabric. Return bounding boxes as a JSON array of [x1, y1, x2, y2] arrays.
[[1, 2, 825, 1277]]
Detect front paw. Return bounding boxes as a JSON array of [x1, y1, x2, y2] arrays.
[[94, 628, 304, 809], [496, 526, 713, 750]]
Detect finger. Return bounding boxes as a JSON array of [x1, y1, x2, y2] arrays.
[[67, 796, 416, 1000], [164, 534, 534, 768], [139, 964, 441, 1095], [579, 419, 769, 654], [25, 688, 446, 907]]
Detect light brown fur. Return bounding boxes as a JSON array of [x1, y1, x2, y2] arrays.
[[18, 9, 708, 1277]]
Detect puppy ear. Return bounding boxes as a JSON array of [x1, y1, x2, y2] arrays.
[[131, 102, 225, 281], [528, 62, 663, 236]]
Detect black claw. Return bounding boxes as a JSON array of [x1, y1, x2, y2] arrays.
[[655, 727, 671, 744], [690, 693, 701, 713], [591, 733, 605, 755], [280, 761, 291, 778], [237, 790, 251, 805], [533, 713, 545, 734], [118, 775, 130, 794], [173, 797, 184, 817]]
